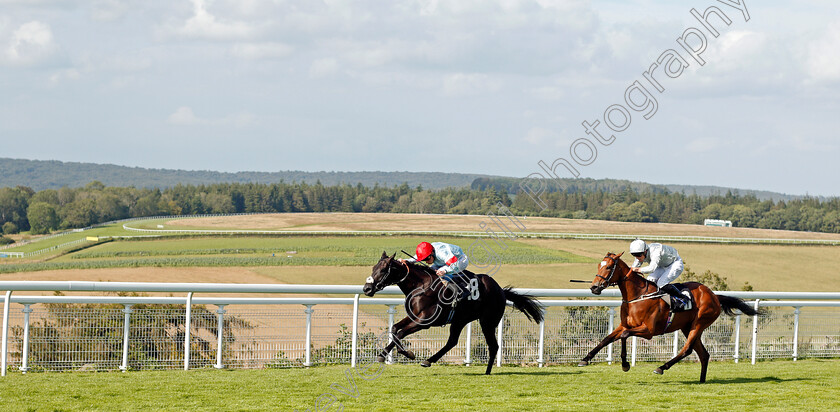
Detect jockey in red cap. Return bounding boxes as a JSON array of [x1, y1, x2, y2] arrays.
[[403, 241, 470, 305]]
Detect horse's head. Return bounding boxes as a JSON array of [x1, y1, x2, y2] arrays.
[[590, 252, 624, 295], [363, 251, 404, 297]]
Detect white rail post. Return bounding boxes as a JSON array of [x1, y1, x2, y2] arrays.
[[538, 319, 545, 368], [20, 304, 32, 373], [734, 314, 741, 363], [751, 299, 760, 365], [792, 307, 801, 361], [631, 336, 637, 367], [120, 304, 133, 372], [386, 305, 397, 365], [304, 305, 314, 367], [607, 308, 614, 364], [673, 331, 679, 358], [1, 290, 11, 377], [184, 292, 194, 371], [496, 314, 504, 367], [351, 294, 359, 368], [464, 322, 472, 366], [215, 305, 227, 369]]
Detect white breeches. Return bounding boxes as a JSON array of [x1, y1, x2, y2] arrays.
[[646, 258, 684, 288]]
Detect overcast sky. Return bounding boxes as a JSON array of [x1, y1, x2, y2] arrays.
[[1, 0, 839, 196]]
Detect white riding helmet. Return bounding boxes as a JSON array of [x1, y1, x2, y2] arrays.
[[629, 239, 648, 254]]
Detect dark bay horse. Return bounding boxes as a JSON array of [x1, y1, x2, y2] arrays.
[[363, 252, 544, 375], [578, 252, 761, 382]]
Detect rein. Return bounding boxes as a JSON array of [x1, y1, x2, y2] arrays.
[[624, 290, 665, 304], [372, 258, 412, 291]]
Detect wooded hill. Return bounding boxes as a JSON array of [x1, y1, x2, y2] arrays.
[[0, 158, 809, 203], [0, 158, 490, 191]]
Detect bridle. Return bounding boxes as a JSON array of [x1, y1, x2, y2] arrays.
[[595, 254, 620, 287], [368, 258, 411, 292]]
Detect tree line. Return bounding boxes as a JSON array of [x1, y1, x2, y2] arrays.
[[0, 180, 838, 237]]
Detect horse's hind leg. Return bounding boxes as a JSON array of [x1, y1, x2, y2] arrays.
[[655, 326, 701, 376], [479, 315, 502, 375], [422, 320, 468, 367], [693, 339, 711, 383]]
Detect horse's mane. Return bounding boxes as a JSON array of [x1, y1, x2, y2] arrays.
[[403, 260, 436, 275]]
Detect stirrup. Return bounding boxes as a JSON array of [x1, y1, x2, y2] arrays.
[[445, 283, 459, 307]]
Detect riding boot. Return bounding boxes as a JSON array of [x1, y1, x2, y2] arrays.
[[661, 284, 689, 310]]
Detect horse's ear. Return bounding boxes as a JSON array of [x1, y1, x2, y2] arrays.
[[381, 251, 388, 259], [391, 252, 396, 260], [616, 251, 624, 258]]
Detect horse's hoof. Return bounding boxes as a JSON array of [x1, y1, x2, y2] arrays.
[[375, 355, 386, 363], [420, 360, 431, 368], [622, 364, 631, 372], [654, 367, 664, 375], [404, 350, 416, 360], [577, 360, 589, 367]]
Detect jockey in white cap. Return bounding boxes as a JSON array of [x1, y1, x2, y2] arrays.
[[629, 239, 690, 309]]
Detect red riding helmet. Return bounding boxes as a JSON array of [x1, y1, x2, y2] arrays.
[[415, 242, 435, 262]]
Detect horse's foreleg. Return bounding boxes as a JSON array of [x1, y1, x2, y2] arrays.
[[579, 326, 625, 366], [614, 325, 657, 371], [378, 317, 426, 362], [422, 321, 468, 367], [377, 317, 412, 362]]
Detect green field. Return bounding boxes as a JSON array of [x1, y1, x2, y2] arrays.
[[2, 214, 840, 291], [0, 361, 837, 411], [0, 236, 592, 274]]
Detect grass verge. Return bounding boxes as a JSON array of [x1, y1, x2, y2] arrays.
[[0, 360, 837, 411]]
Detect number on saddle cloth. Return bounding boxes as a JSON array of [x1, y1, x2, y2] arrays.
[[451, 272, 480, 302]]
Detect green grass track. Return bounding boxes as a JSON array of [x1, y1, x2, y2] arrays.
[[1, 360, 837, 411]]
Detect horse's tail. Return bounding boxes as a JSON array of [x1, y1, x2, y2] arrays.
[[503, 287, 545, 323], [716, 294, 763, 317]]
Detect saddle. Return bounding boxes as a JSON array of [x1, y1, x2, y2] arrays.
[[660, 283, 694, 313]]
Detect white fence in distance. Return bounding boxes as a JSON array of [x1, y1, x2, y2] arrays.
[[1, 282, 839, 375]]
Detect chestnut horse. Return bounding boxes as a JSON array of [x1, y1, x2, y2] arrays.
[[578, 252, 760, 383], [363, 252, 544, 375]]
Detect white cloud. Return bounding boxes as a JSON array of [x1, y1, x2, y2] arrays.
[[442, 73, 501, 97], [90, 0, 130, 22], [168, 106, 200, 125], [176, 0, 256, 40], [524, 126, 559, 145], [706, 30, 769, 73], [3, 21, 56, 66], [231, 42, 293, 59], [687, 137, 722, 153], [309, 58, 339, 78], [805, 20, 840, 82], [167, 106, 256, 127], [48, 68, 80, 84]]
